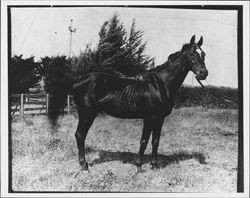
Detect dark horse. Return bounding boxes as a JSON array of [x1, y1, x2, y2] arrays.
[[48, 35, 208, 172]]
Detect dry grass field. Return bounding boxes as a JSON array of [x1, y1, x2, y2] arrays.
[[11, 107, 238, 192]]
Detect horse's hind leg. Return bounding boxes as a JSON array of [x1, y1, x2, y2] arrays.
[[75, 111, 96, 171], [136, 118, 152, 172]]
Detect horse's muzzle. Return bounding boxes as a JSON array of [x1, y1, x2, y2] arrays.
[[196, 68, 208, 80]]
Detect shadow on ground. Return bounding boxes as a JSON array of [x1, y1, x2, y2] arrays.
[[89, 149, 207, 168]]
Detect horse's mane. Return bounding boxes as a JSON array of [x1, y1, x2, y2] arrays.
[[85, 43, 190, 82], [144, 50, 181, 73], [111, 49, 183, 84], [145, 43, 191, 73]]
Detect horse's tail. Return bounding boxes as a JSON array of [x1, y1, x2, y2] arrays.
[[48, 78, 74, 126]]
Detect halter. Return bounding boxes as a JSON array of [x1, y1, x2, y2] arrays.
[[188, 46, 205, 74], [196, 47, 205, 60]]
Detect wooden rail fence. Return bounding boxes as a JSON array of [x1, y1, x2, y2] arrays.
[[10, 94, 76, 116]]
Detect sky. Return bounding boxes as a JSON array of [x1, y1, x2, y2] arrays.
[[11, 7, 238, 88]]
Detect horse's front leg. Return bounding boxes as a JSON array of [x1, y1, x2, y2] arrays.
[[136, 118, 152, 172], [75, 114, 95, 171], [151, 117, 164, 169]]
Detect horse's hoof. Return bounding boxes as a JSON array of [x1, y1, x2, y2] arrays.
[[136, 166, 145, 173], [80, 163, 89, 171], [151, 164, 159, 170]]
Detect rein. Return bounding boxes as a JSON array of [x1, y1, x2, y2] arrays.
[[195, 77, 238, 104]]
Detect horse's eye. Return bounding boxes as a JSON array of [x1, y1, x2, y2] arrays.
[[189, 47, 195, 54]]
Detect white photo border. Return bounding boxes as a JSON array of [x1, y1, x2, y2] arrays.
[[1, 1, 249, 197]]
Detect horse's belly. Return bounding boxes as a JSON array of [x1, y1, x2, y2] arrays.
[[101, 100, 144, 118], [103, 110, 144, 119], [101, 97, 171, 119], [103, 106, 154, 118]]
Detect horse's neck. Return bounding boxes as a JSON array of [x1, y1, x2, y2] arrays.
[[156, 53, 190, 98]]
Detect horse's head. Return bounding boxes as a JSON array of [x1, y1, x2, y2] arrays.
[[186, 35, 208, 80]]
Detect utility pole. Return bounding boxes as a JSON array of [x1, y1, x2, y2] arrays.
[[68, 19, 76, 58], [191, 73, 194, 86]]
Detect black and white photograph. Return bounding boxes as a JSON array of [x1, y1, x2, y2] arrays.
[[1, 1, 249, 197]]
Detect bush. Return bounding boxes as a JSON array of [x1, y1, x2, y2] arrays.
[[39, 56, 72, 94], [10, 55, 41, 94], [175, 86, 238, 109]]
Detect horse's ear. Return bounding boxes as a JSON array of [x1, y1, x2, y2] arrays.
[[190, 35, 195, 44], [197, 36, 203, 46]]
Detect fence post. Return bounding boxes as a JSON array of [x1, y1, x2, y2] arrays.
[[20, 94, 24, 116], [46, 94, 49, 114], [67, 95, 70, 114], [26, 94, 29, 103]]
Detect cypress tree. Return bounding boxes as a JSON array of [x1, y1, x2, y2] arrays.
[[77, 13, 154, 77]]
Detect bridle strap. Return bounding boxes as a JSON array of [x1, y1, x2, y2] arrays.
[[195, 77, 238, 104], [187, 51, 197, 73]]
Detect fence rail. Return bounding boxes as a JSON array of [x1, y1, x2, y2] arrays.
[[10, 94, 76, 116]]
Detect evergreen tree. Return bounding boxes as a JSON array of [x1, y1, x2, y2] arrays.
[[96, 14, 127, 72], [123, 19, 154, 74], [73, 44, 98, 76], [76, 14, 154, 77]]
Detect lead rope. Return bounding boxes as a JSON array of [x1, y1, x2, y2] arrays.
[[195, 77, 238, 104]]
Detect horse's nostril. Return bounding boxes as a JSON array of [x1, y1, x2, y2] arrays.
[[200, 69, 207, 77], [204, 70, 208, 77]]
